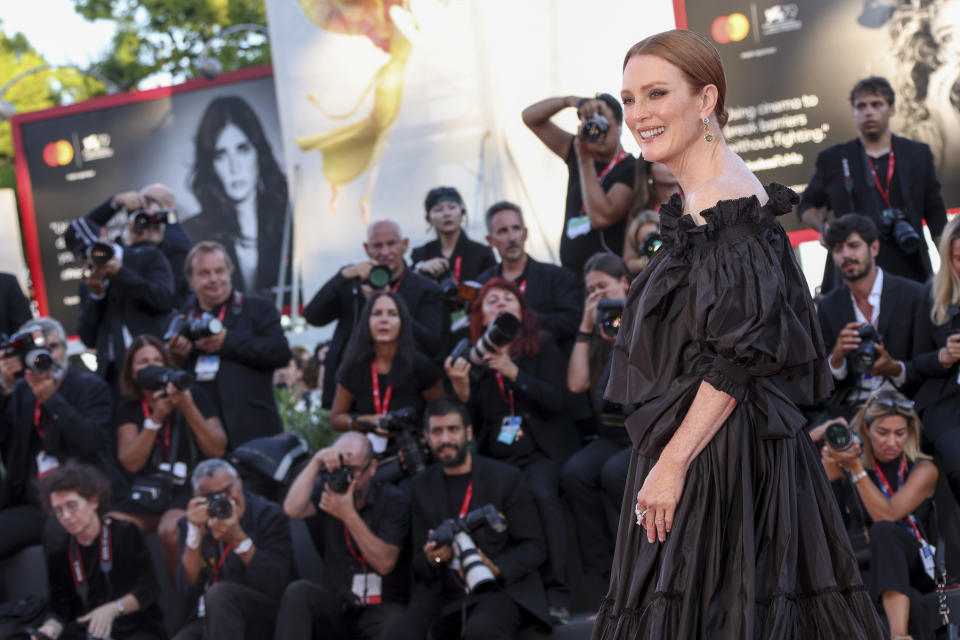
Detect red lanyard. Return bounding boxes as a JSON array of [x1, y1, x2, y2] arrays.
[[494, 373, 515, 415], [874, 457, 924, 542], [518, 280, 527, 295], [459, 481, 473, 519], [33, 400, 44, 438], [580, 149, 629, 213], [211, 543, 231, 584], [391, 271, 405, 293], [370, 362, 393, 415], [141, 398, 171, 458], [867, 148, 895, 209], [68, 522, 112, 603], [344, 526, 366, 572], [453, 256, 463, 284]]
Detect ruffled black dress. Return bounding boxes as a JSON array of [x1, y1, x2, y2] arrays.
[[593, 184, 885, 639]]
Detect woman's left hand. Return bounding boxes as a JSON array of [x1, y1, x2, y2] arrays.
[[77, 602, 119, 639], [166, 384, 193, 411], [822, 442, 863, 474], [483, 346, 519, 382], [636, 458, 687, 543], [416, 257, 449, 279]]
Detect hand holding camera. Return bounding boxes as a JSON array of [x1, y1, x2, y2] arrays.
[[830, 321, 865, 368], [482, 344, 519, 381], [340, 261, 376, 282], [444, 355, 472, 402], [416, 257, 449, 279]]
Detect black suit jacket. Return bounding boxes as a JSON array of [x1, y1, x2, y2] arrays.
[[411, 231, 497, 284], [477, 256, 581, 343], [77, 242, 175, 376], [0, 273, 32, 335], [908, 284, 960, 440], [798, 135, 947, 287], [408, 456, 550, 628], [304, 266, 447, 407], [816, 270, 924, 396], [179, 292, 291, 448]]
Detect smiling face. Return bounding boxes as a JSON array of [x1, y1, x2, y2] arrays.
[[188, 248, 233, 309], [213, 122, 259, 203], [621, 54, 712, 163], [852, 91, 894, 142], [480, 286, 522, 327], [867, 414, 909, 463], [369, 294, 402, 344], [428, 200, 464, 235]]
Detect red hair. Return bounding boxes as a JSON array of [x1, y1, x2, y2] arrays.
[[469, 278, 541, 359]]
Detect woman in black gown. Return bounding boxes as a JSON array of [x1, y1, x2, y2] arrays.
[[594, 30, 885, 638]]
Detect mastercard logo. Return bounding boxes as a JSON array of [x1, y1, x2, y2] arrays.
[[711, 13, 750, 43], [42, 140, 74, 167]]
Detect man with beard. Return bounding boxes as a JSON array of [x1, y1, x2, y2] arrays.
[[381, 397, 551, 640], [817, 214, 924, 411], [799, 76, 947, 294]]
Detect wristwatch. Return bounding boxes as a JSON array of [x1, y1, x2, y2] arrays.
[[234, 538, 254, 554], [115, 599, 125, 615], [850, 470, 868, 484]]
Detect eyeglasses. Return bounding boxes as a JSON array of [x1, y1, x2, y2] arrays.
[[203, 483, 233, 501], [345, 460, 373, 476], [869, 394, 915, 415], [52, 498, 86, 519]]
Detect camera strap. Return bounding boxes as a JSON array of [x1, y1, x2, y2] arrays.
[[866, 145, 895, 209], [344, 525, 367, 571], [33, 399, 45, 438], [195, 292, 238, 323], [494, 373, 515, 415], [874, 457, 925, 542], [453, 256, 463, 284], [370, 362, 393, 415], [579, 149, 629, 213], [68, 521, 112, 610], [459, 481, 473, 519], [210, 542, 231, 584]]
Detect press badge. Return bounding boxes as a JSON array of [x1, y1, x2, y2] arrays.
[[566, 215, 591, 239], [497, 416, 523, 445], [36, 451, 60, 478], [194, 355, 220, 382], [367, 433, 388, 454], [450, 309, 468, 333], [351, 573, 383, 605], [920, 541, 936, 581]]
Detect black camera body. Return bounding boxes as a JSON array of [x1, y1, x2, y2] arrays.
[[580, 112, 611, 143], [878, 208, 921, 255], [136, 364, 193, 395], [0, 331, 57, 377], [163, 312, 224, 341], [206, 493, 233, 519], [597, 299, 625, 340], [640, 231, 663, 258], [375, 407, 428, 484], [130, 208, 176, 232], [824, 420, 862, 452], [426, 504, 507, 593], [849, 324, 882, 375], [315, 466, 354, 495], [449, 313, 520, 367]]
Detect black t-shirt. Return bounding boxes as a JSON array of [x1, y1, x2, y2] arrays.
[[305, 481, 411, 603], [561, 145, 636, 275], [115, 386, 218, 474], [410, 231, 497, 285], [443, 470, 473, 519], [864, 150, 927, 283], [339, 352, 441, 420]]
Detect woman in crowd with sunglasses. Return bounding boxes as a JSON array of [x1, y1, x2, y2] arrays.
[[822, 390, 939, 640], [33, 462, 166, 640]]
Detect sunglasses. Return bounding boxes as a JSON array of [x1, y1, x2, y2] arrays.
[[870, 394, 915, 415]]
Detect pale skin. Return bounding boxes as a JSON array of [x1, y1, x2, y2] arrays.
[[417, 200, 466, 278], [340, 220, 409, 298], [484, 209, 529, 283], [821, 414, 938, 637], [620, 53, 769, 543], [567, 270, 627, 394], [168, 250, 232, 364]]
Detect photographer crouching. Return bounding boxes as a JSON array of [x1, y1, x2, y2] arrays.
[[173, 459, 292, 640], [381, 397, 550, 640], [277, 432, 409, 639]]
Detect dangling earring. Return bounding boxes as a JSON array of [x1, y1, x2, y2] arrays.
[[703, 117, 714, 143]]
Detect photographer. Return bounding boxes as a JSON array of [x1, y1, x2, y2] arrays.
[[910, 214, 960, 502], [0, 271, 32, 336], [72, 213, 176, 392], [330, 292, 444, 461], [33, 462, 166, 640], [167, 241, 291, 448], [84, 184, 193, 306], [444, 278, 578, 623], [821, 391, 938, 640], [0, 318, 121, 560], [521, 93, 636, 275], [561, 254, 633, 580], [381, 397, 549, 640], [477, 202, 581, 343], [305, 219, 447, 409], [799, 76, 947, 293], [277, 432, 409, 639], [173, 459, 292, 640], [111, 335, 226, 576], [818, 214, 924, 409]]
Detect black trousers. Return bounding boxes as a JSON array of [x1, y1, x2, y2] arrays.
[[519, 457, 568, 608], [868, 520, 936, 603], [561, 438, 631, 577], [274, 579, 404, 640], [379, 586, 522, 640], [0, 504, 45, 560], [172, 582, 278, 640]]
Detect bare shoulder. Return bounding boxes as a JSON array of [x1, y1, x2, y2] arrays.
[[684, 173, 766, 224]]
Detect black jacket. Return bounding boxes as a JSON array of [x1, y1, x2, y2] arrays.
[[304, 267, 447, 408], [408, 456, 550, 628], [816, 270, 925, 396], [798, 135, 947, 288], [477, 257, 581, 343], [410, 231, 497, 285], [0, 368, 121, 507], [0, 273, 32, 336], [77, 242, 176, 376], [178, 292, 291, 448], [908, 284, 960, 441]]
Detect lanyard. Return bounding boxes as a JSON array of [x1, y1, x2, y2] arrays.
[[518, 279, 527, 295], [196, 294, 231, 322], [874, 457, 924, 542], [494, 373, 515, 415], [453, 256, 463, 284], [391, 271, 405, 294], [370, 362, 393, 415], [69, 522, 112, 606], [210, 543, 232, 584], [459, 481, 473, 519], [33, 399, 44, 438], [867, 147, 895, 209], [141, 398, 172, 459], [344, 526, 367, 572], [580, 149, 629, 213]]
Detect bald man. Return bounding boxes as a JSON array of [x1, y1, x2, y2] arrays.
[[84, 184, 194, 306], [304, 219, 447, 408]]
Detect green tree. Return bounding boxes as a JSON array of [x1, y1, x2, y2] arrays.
[[71, 0, 270, 90]]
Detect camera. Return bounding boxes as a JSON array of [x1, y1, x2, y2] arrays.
[[0, 331, 58, 377], [448, 312, 520, 367], [878, 208, 921, 255], [824, 420, 862, 452], [427, 504, 507, 593], [163, 312, 224, 341], [136, 364, 193, 395], [597, 299, 625, 339], [366, 265, 392, 289], [849, 324, 882, 375], [313, 459, 355, 497], [130, 208, 176, 232], [205, 492, 233, 519], [63, 219, 116, 269], [375, 407, 428, 484], [640, 231, 663, 258], [438, 278, 481, 304], [580, 112, 611, 143]]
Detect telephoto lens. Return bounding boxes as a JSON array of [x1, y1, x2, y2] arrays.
[[367, 265, 392, 289]]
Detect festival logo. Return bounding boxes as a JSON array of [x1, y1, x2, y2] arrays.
[[42, 139, 74, 167], [760, 4, 802, 36], [711, 12, 750, 44]]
